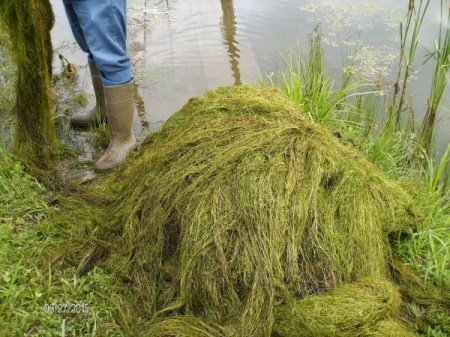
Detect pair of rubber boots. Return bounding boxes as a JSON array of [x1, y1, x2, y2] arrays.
[[71, 63, 136, 171]]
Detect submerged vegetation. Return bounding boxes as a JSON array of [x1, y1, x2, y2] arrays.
[[0, 0, 449, 337]]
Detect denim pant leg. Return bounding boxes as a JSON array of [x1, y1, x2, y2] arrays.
[[62, 0, 133, 86], [62, 0, 93, 61]]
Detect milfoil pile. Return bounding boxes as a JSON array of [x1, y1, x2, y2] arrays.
[[73, 86, 447, 336]]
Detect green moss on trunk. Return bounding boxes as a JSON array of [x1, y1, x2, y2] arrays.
[[0, 0, 57, 167]]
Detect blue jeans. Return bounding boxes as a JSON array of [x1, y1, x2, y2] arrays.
[[62, 0, 133, 86]]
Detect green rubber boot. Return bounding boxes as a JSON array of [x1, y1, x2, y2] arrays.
[[70, 62, 106, 126], [94, 81, 136, 171]]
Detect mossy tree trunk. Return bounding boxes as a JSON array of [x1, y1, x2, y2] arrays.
[[0, 0, 57, 168]]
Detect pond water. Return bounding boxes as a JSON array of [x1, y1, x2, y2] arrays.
[[50, 0, 449, 158]]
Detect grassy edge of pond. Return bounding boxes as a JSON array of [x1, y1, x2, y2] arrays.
[[262, 21, 450, 295]]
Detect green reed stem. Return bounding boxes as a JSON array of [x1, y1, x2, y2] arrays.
[[422, 0, 450, 150], [391, 0, 430, 129]]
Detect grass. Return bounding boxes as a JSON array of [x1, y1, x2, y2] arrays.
[[74, 93, 88, 109], [89, 112, 111, 151], [265, 34, 364, 129], [396, 144, 450, 290], [0, 150, 50, 227], [0, 235, 125, 337], [0, 149, 136, 336]]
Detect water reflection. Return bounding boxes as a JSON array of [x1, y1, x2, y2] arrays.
[[220, 0, 241, 86], [133, 82, 148, 129]]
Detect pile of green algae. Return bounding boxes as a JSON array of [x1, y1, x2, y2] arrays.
[[60, 86, 448, 336]]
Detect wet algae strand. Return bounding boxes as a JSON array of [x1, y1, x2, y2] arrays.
[[0, 0, 57, 167], [65, 86, 447, 336]]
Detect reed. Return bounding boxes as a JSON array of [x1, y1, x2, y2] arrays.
[[422, 1, 450, 149], [391, 0, 430, 129]]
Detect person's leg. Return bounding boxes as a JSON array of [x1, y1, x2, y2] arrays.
[[63, 0, 105, 126], [63, 0, 135, 169], [68, 0, 133, 86], [62, 0, 94, 63], [70, 62, 107, 126]]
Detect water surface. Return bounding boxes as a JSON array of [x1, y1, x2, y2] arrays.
[[50, 0, 449, 156]]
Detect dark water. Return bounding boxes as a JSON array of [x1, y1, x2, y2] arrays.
[[50, 0, 449, 157]]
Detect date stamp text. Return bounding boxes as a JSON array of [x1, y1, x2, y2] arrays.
[[43, 303, 90, 314]]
